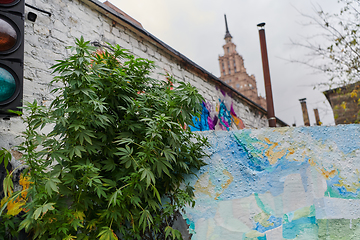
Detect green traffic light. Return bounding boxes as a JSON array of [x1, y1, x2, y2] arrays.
[[0, 67, 15, 103]]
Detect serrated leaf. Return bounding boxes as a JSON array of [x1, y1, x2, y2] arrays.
[[84, 134, 92, 145], [33, 206, 42, 220], [125, 160, 131, 168], [97, 227, 118, 240], [74, 146, 82, 158], [152, 185, 161, 203], [19, 218, 32, 232], [140, 168, 155, 187], [42, 203, 55, 215], [115, 138, 134, 145], [45, 179, 59, 195], [163, 148, 176, 162], [108, 188, 122, 208]]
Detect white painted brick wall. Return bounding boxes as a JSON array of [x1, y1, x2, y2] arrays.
[[0, 0, 272, 150]]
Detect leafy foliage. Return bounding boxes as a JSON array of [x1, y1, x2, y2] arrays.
[[1, 37, 208, 239], [294, 0, 360, 87], [292, 0, 360, 124], [0, 148, 30, 240]]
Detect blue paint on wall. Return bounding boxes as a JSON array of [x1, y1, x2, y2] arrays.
[[190, 103, 210, 131], [184, 126, 360, 240], [255, 215, 283, 233], [326, 175, 360, 199], [218, 100, 232, 130], [299, 125, 360, 154], [282, 216, 317, 239]]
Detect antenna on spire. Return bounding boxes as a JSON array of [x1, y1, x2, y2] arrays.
[[224, 14, 229, 33], [224, 14, 232, 39]]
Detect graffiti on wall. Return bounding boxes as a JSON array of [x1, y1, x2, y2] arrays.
[[190, 100, 245, 131], [184, 125, 360, 239]]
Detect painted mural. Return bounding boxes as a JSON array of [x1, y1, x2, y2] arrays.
[[184, 125, 360, 239], [190, 100, 245, 131]]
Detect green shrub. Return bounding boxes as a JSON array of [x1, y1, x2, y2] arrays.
[[1, 37, 208, 239]]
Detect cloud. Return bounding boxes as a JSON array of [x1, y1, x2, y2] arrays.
[[108, 0, 339, 126]]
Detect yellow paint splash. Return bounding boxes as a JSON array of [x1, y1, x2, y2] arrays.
[[273, 128, 288, 134], [287, 148, 295, 155], [308, 158, 316, 167], [215, 103, 219, 113], [221, 169, 234, 189], [264, 138, 286, 165], [215, 169, 234, 200], [320, 168, 337, 180], [231, 114, 245, 129], [194, 172, 215, 198], [194, 170, 234, 200]]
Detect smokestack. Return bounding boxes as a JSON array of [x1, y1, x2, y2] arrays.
[[299, 98, 310, 126], [314, 108, 321, 125], [257, 22, 276, 127]]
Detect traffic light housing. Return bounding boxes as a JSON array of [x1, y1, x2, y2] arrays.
[[0, 0, 24, 117]]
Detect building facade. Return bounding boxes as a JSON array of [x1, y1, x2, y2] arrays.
[[324, 82, 360, 124], [218, 15, 267, 110]]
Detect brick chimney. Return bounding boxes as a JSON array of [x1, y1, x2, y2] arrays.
[[299, 98, 310, 126], [313, 108, 321, 126]]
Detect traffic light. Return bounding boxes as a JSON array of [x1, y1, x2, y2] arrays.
[[0, 0, 24, 117]]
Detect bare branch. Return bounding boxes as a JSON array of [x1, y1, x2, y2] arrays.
[[289, 0, 360, 87]]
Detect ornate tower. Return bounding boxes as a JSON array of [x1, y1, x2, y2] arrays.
[[218, 15, 267, 109]]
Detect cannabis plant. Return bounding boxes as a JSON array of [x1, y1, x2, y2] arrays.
[[1, 37, 208, 239]]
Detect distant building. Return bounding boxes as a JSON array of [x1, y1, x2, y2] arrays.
[[218, 15, 267, 110], [324, 82, 360, 124]]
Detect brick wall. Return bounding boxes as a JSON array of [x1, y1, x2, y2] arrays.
[[324, 82, 360, 124], [0, 0, 286, 150]]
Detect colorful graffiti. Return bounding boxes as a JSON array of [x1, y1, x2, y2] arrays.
[[190, 100, 245, 131], [184, 125, 360, 239]]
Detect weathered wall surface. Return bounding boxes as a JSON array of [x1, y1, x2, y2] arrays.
[[324, 82, 360, 125], [184, 125, 360, 239], [0, 0, 277, 151]]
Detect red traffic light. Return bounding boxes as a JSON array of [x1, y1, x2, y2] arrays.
[[0, 17, 17, 52], [0, 0, 23, 117], [0, 0, 20, 6]]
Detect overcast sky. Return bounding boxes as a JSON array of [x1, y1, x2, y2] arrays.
[[102, 0, 344, 126]]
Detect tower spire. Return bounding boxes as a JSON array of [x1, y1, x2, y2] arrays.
[[224, 14, 232, 39]]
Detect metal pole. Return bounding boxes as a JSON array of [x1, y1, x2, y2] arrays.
[[257, 23, 276, 127]]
